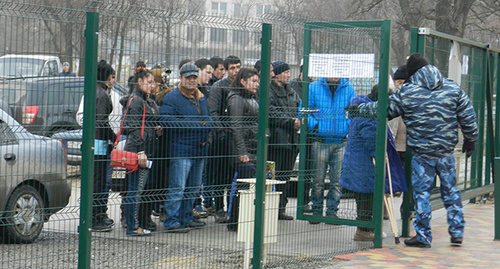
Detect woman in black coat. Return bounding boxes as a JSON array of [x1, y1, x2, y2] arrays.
[[122, 68, 160, 236], [226, 68, 260, 231]]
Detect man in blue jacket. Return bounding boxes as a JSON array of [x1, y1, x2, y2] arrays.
[[304, 77, 355, 223], [160, 62, 213, 233], [350, 53, 478, 247]]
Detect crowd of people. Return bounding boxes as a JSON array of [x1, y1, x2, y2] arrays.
[[91, 53, 478, 247]]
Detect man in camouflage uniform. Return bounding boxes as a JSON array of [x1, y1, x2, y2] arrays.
[[350, 53, 478, 248]]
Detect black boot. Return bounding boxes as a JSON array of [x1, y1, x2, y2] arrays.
[[404, 236, 431, 248], [92, 213, 113, 232]]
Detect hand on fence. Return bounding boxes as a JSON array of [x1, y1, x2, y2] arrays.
[[462, 140, 475, 158], [344, 104, 360, 118], [293, 118, 301, 131]]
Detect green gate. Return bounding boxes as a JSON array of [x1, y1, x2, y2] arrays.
[[294, 20, 392, 249]]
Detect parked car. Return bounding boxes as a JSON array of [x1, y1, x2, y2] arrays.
[[0, 54, 62, 79], [0, 77, 85, 136], [0, 108, 70, 243]]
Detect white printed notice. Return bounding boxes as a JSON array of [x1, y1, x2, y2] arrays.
[[308, 53, 375, 78]]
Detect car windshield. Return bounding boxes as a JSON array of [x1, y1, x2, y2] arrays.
[[0, 58, 45, 78]]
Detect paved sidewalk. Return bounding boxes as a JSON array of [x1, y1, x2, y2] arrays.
[[330, 203, 500, 268]]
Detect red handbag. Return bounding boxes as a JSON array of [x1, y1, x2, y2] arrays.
[[110, 96, 145, 172], [110, 149, 139, 171]]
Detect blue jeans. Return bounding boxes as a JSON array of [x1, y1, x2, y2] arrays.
[[164, 158, 205, 229], [310, 141, 345, 216], [125, 168, 150, 234], [412, 154, 464, 244]]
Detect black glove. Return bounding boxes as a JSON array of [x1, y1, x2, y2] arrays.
[[344, 104, 360, 118], [462, 140, 475, 158]]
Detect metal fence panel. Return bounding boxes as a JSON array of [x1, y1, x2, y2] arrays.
[[1, 1, 498, 269]]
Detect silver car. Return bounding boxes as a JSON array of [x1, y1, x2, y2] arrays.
[[0, 108, 70, 243]]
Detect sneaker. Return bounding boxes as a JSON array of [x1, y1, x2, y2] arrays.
[[165, 224, 190, 233], [214, 209, 228, 223], [193, 206, 208, 219], [451, 236, 463, 245], [353, 229, 375, 241], [205, 206, 216, 215], [278, 213, 294, 220], [187, 219, 206, 229], [404, 236, 431, 248]]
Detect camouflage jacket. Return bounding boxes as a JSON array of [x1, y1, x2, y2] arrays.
[[359, 65, 478, 159]]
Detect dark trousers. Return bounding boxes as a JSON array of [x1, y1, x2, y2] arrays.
[[93, 155, 109, 216], [207, 133, 234, 211], [268, 146, 299, 215], [354, 192, 374, 232]]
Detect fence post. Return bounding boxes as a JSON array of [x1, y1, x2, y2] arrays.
[[252, 23, 272, 269], [372, 20, 391, 248], [78, 11, 99, 269], [495, 157, 500, 240]]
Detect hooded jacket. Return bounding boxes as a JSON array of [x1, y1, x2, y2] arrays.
[[159, 87, 213, 158], [301, 77, 355, 144], [359, 65, 478, 159], [340, 95, 407, 194]]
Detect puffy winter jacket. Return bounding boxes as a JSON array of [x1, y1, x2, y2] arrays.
[[340, 95, 407, 194], [359, 65, 478, 159], [302, 77, 355, 144]]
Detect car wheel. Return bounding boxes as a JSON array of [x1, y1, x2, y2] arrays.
[[1, 185, 45, 244]]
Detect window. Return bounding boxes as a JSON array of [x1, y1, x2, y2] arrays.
[[187, 26, 205, 43], [233, 30, 249, 45], [0, 120, 17, 144], [255, 5, 271, 16], [210, 28, 227, 43], [211, 2, 227, 16], [233, 4, 248, 17]]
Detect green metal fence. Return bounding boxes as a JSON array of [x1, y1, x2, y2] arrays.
[[1, 1, 499, 268]]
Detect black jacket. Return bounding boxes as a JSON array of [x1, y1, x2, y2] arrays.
[[227, 90, 259, 166], [122, 88, 158, 156], [208, 77, 232, 137], [268, 82, 301, 148], [95, 82, 117, 142]]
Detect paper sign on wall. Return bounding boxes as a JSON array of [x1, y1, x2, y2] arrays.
[[308, 53, 375, 78]]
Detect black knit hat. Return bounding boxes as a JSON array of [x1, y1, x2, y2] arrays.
[[406, 53, 428, 77], [272, 60, 290, 76], [393, 65, 408, 81]]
